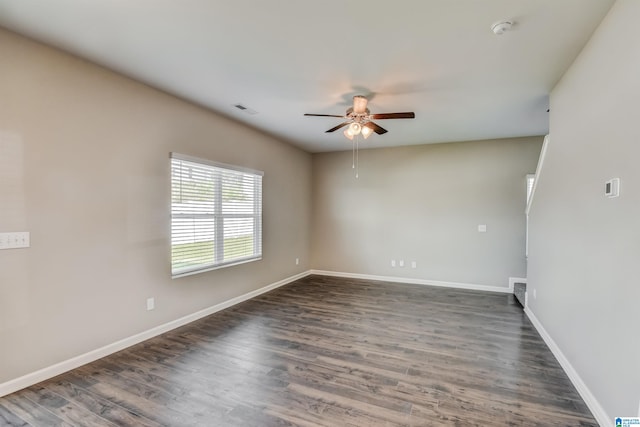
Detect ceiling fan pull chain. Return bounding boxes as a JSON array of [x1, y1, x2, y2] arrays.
[[352, 138, 356, 170], [355, 136, 359, 179]]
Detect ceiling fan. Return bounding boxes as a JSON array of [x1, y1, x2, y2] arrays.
[[304, 95, 415, 140]]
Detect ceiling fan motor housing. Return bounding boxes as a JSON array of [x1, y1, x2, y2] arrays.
[[353, 95, 369, 114], [346, 107, 371, 122]]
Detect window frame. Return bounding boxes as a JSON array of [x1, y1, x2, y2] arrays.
[[170, 152, 263, 278]]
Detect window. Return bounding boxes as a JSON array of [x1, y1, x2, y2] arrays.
[[170, 153, 263, 277]]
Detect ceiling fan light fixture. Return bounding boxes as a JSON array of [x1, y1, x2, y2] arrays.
[[361, 125, 373, 139], [343, 129, 354, 140], [348, 122, 362, 136]]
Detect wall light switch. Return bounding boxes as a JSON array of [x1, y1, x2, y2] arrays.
[[478, 224, 487, 232], [399, 260, 404, 267], [391, 260, 396, 267], [0, 232, 30, 250], [146, 298, 155, 311], [411, 261, 417, 269], [605, 178, 620, 198]]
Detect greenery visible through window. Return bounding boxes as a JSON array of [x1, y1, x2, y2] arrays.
[[170, 153, 263, 277]]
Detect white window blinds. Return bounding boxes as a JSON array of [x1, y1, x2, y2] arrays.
[[170, 153, 263, 277]]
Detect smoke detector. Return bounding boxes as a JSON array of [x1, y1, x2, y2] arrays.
[[491, 21, 513, 35]]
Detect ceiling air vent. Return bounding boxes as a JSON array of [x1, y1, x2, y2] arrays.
[[233, 104, 258, 115]]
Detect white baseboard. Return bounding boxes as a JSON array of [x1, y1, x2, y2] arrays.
[[310, 270, 512, 294], [524, 307, 610, 427], [0, 270, 311, 398]]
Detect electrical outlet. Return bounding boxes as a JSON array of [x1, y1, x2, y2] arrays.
[[533, 289, 537, 299], [295, 258, 299, 265], [478, 224, 487, 233], [391, 260, 396, 267], [146, 298, 155, 311]]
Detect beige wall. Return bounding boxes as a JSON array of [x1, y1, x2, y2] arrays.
[[527, 0, 640, 419], [311, 137, 542, 287], [0, 29, 311, 384]]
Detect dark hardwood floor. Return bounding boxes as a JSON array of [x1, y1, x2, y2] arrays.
[[0, 275, 597, 426]]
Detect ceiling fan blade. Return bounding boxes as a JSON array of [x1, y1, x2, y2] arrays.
[[370, 112, 415, 120], [304, 113, 345, 118], [325, 122, 351, 133], [364, 121, 388, 135]]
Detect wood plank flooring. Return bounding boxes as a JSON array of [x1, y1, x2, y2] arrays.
[[0, 275, 598, 426]]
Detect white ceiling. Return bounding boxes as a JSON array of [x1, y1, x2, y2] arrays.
[[0, 0, 614, 153]]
